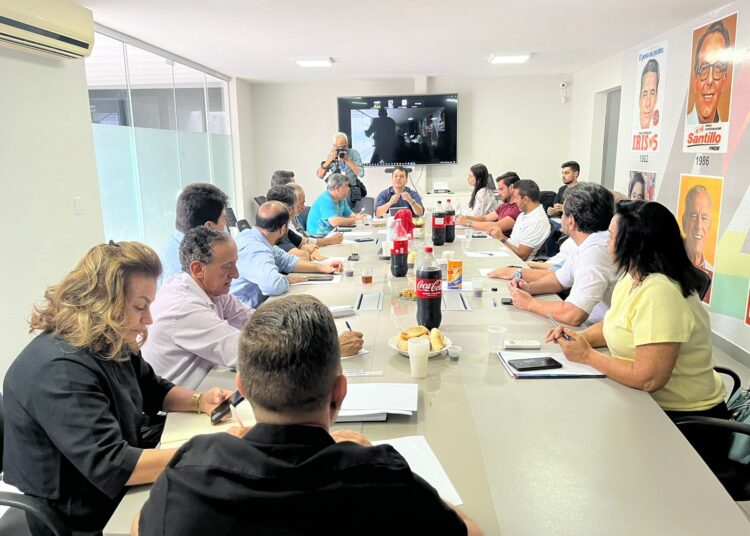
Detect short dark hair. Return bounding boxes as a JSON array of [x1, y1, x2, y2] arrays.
[[238, 295, 340, 413], [270, 170, 295, 188], [641, 59, 660, 90], [175, 183, 229, 233], [392, 165, 409, 176], [561, 161, 580, 174], [613, 201, 703, 298], [266, 185, 296, 209], [255, 201, 290, 232], [694, 21, 731, 73], [563, 183, 613, 234], [179, 226, 231, 272], [497, 171, 520, 188], [514, 179, 541, 203]]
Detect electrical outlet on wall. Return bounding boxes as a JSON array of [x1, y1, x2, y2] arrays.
[[73, 196, 84, 216]]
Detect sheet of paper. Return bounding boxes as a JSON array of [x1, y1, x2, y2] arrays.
[[341, 383, 418, 412], [291, 275, 342, 286], [343, 231, 375, 238], [341, 239, 355, 244], [160, 400, 256, 445], [341, 348, 369, 360], [479, 268, 493, 277], [498, 351, 606, 378], [376, 229, 388, 235], [315, 256, 348, 263], [465, 250, 511, 258], [372, 436, 463, 505]]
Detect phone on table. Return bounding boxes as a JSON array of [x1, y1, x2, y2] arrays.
[[508, 357, 562, 372], [210, 390, 245, 425], [305, 274, 334, 282], [354, 238, 374, 243], [500, 297, 513, 305]]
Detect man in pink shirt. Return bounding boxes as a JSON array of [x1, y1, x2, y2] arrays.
[[458, 171, 520, 234]]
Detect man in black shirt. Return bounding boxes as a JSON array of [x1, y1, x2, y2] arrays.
[[547, 160, 580, 218], [135, 295, 481, 536]]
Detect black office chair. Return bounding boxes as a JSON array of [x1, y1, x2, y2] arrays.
[[539, 191, 557, 213], [298, 206, 311, 232], [675, 417, 750, 500], [693, 266, 712, 301], [0, 393, 70, 536], [236, 219, 251, 232], [716, 366, 742, 400], [253, 195, 266, 208], [359, 197, 375, 216]]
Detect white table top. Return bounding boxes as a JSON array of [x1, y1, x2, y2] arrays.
[[106, 234, 750, 535]]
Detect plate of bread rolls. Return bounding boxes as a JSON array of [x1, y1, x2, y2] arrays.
[[388, 326, 450, 357]]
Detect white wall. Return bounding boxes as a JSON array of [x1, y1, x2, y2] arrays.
[[0, 47, 104, 381], [229, 77, 256, 222], [245, 75, 572, 206], [568, 52, 624, 183]]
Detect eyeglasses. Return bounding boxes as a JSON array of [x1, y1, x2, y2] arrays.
[[695, 61, 728, 81]]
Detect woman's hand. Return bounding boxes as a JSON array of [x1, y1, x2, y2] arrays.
[[557, 328, 593, 364], [331, 429, 372, 447], [488, 267, 515, 280], [198, 387, 234, 415]]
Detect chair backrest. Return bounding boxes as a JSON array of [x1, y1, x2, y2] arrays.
[[298, 206, 311, 232], [236, 219, 251, 232], [0, 392, 4, 473], [359, 197, 375, 216], [539, 191, 557, 212], [693, 266, 711, 301], [253, 195, 266, 208]]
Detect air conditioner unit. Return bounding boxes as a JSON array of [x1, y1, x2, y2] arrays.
[[0, 0, 94, 59]]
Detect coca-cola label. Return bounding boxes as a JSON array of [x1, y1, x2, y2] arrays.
[[391, 245, 407, 255], [416, 277, 442, 298], [445, 215, 454, 226], [432, 216, 445, 228]]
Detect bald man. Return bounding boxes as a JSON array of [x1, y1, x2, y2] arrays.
[[231, 201, 344, 308]]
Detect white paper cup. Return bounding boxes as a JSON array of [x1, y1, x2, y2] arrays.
[[487, 325, 507, 354], [408, 337, 431, 378]]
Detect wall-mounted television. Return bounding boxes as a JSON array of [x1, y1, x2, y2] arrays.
[[337, 93, 458, 166]]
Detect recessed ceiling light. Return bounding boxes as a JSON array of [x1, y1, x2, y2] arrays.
[[294, 57, 334, 67], [488, 54, 531, 65]]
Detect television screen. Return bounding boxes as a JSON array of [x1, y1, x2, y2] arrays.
[[337, 93, 458, 166]]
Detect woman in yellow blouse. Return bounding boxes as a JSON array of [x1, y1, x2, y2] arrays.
[[547, 200, 728, 467]]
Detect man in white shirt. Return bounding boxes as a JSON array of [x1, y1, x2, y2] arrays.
[[488, 179, 550, 261], [493, 183, 618, 326], [143, 226, 363, 389]]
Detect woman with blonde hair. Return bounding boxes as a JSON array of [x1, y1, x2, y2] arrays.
[[3, 241, 232, 535]]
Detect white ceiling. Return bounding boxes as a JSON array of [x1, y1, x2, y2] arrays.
[[80, 0, 731, 82]]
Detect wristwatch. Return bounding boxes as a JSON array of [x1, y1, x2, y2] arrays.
[[191, 392, 203, 414], [513, 270, 523, 280]]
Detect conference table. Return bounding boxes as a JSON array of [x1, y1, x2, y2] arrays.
[[106, 227, 750, 535]]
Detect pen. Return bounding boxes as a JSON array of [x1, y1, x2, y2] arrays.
[[546, 313, 572, 341], [492, 298, 497, 308], [345, 321, 352, 331]]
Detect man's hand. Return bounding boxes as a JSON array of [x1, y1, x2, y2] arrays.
[[401, 191, 414, 204], [288, 275, 308, 284], [389, 194, 400, 206], [328, 232, 344, 245], [198, 387, 234, 416], [508, 282, 533, 310], [323, 260, 344, 273], [311, 249, 327, 261], [508, 277, 530, 292], [488, 227, 507, 241], [487, 267, 516, 279], [339, 330, 364, 356], [547, 203, 562, 216], [354, 212, 366, 222], [331, 429, 372, 447], [301, 243, 317, 254], [457, 215, 470, 226]]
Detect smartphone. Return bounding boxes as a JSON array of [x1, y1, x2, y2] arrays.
[[501, 297, 513, 305], [508, 357, 562, 372], [305, 274, 334, 282], [354, 238, 374, 243], [471, 233, 485, 238], [210, 390, 245, 425]]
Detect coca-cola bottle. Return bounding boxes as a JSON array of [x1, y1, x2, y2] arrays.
[[432, 201, 446, 246], [416, 247, 442, 329], [390, 220, 409, 277], [445, 198, 455, 243]]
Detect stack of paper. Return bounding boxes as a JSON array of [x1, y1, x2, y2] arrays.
[[372, 436, 463, 505], [336, 383, 418, 422], [498, 351, 606, 379], [159, 399, 257, 450], [329, 305, 355, 318]]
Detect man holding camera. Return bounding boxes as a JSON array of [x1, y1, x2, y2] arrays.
[[317, 132, 366, 210]]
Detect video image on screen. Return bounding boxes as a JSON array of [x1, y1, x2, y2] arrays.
[[337, 94, 458, 166]]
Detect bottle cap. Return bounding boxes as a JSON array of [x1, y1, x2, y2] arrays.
[[425, 247, 433, 253]]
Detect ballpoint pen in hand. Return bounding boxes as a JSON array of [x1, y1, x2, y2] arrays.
[[345, 321, 352, 331], [546, 313, 572, 341]]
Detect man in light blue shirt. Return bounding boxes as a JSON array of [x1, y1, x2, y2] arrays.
[[232, 201, 344, 308], [160, 183, 229, 286], [306, 174, 365, 235]]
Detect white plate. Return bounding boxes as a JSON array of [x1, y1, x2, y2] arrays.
[[388, 335, 452, 357]]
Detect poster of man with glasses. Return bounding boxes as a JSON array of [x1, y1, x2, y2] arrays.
[[683, 13, 738, 153]]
